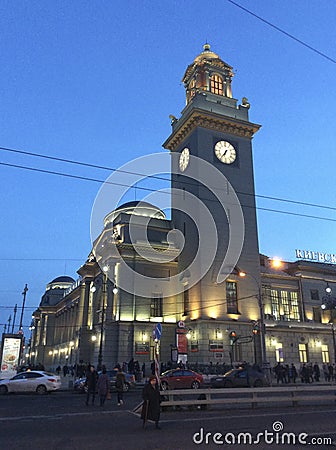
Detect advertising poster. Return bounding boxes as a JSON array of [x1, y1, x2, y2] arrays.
[[176, 327, 188, 354], [0, 334, 22, 379]]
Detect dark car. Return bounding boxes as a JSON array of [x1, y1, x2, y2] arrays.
[[160, 369, 203, 390], [74, 369, 135, 393], [210, 367, 268, 388]]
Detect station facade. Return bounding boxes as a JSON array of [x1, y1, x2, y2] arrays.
[[28, 45, 336, 372]]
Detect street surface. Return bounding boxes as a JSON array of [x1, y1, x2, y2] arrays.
[[0, 389, 335, 449]]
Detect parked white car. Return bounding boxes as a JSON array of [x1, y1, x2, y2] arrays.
[[0, 370, 61, 395]]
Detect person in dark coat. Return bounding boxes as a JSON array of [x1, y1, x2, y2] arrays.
[[85, 365, 98, 406], [97, 367, 110, 406], [141, 375, 161, 429], [115, 366, 126, 406]]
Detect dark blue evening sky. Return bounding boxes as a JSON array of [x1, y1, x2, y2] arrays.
[[1, 0, 335, 332]]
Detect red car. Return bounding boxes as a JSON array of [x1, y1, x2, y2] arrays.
[[160, 369, 203, 390]]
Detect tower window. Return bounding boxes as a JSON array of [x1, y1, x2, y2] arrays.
[[210, 74, 223, 95], [189, 79, 196, 99], [150, 293, 163, 317], [226, 281, 238, 314]]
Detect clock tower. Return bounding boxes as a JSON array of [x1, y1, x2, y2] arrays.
[[163, 44, 262, 363]]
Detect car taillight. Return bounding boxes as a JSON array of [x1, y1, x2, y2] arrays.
[[48, 378, 56, 382]]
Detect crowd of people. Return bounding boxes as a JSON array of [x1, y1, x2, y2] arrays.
[[273, 362, 336, 384]]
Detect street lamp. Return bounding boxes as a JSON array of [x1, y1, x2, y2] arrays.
[[97, 267, 108, 370], [239, 271, 267, 367], [97, 265, 118, 370], [321, 284, 336, 364], [19, 284, 28, 332]]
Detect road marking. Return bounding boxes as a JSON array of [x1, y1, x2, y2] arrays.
[[2, 405, 336, 426], [0, 409, 126, 422]]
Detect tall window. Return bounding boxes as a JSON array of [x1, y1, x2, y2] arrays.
[[42, 314, 48, 346], [189, 79, 196, 100], [275, 343, 284, 363], [150, 294, 163, 317], [87, 285, 94, 330], [310, 289, 320, 301], [270, 289, 301, 321], [321, 344, 329, 363], [299, 343, 308, 363], [312, 306, 322, 323], [183, 289, 189, 316], [226, 281, 238, 314], [210, 74, 223, 95]]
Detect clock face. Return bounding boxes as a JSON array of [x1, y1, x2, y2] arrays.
[[179, 147, 190, 172], [214, 141, 236, 164]]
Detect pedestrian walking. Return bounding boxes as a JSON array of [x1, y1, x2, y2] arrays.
[[85, 365, 98, 406], [313, 363, 320, 382], [289, 363, 298, 383], [97, 367, 110, 407], [141, 375, 161, 430], [115, 366, 126, 406]]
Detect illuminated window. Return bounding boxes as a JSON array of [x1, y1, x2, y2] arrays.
[[189, 79, 196, 99], [299, 343, 308, 363], [88, 288, 94, 330], [226, 281, 238, 314], [290, 292, 300, 320], [321, 344, 329, 363], [270, 289, 301, 321], [210, 74, 223, 95], [275, 343, 284, 363], [42, 314, 48, 346], [150, 293, 163, 317], [209, 340, 223, 352], [190, 340, 199, 352]]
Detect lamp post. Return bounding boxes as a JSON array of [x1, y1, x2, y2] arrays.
[[19, 284, 28, 332], [97, 265, 118, 370], [321, 284, 336, 364], [11, 304, 17, 334], [97, 268, 108, 370], [239, 271, 267, 367]]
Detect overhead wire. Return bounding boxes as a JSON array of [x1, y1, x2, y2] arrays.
[[1, 145, 336, 213], [0, 293, 259, 330], [226, 0, 336, 64], [1, 160, 336, 223]]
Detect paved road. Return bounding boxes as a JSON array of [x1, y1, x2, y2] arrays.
[[0, 390, 335, 449]]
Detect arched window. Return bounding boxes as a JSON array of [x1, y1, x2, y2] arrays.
[[210, 74, 223, 95], [189, 79, 196, 99]]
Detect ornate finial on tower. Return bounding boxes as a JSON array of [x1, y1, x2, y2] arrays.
[[182, 44, 234, 104], [241, 97, 250, 109]]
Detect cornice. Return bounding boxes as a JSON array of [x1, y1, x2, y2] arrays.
[[163, 108, 260, 151]]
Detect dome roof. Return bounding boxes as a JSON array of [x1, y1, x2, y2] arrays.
[[104, 200, 166, 225], [51, 276, 75, 283], [194, 43, 220, 62], [46, 276, 75, 292]]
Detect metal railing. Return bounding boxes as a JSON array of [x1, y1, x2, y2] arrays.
[[159, 385, 336, 409]]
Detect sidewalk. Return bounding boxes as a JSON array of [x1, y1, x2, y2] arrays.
[[60, 374, 75, 390]]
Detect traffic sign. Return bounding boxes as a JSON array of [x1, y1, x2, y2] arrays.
[[154, 323, 162, 341]]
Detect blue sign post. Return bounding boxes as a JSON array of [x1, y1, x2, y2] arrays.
[[155, 323, 162, 341], [153, 323, 162, 385]]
